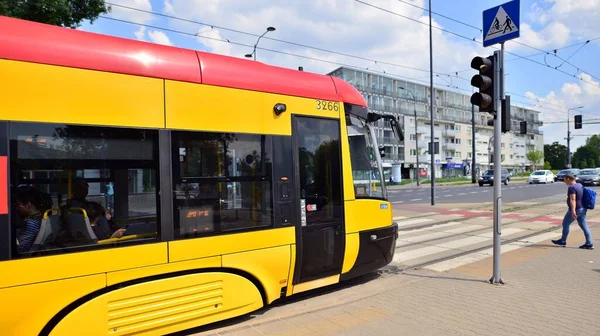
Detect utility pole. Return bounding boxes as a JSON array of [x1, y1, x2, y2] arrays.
[[491, 45, 504, 285], [478, 0, 520, 286], [428, 0, 435, 206], [400, 87, 419, 186], [471, 96, 476, 183]]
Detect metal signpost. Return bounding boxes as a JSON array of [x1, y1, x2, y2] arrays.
[[475, 0, 520, 285]]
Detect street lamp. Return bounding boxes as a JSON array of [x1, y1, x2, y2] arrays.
[[400, 86, 419, 186], [245, 26, 276, 61], [566, 105, 584, 168]]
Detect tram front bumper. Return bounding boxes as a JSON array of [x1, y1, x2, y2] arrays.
[[340, 222, 398, 281]]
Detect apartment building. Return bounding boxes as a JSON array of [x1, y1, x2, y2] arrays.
[[328, 67, 544, 181]]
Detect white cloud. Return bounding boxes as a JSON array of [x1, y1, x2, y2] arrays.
[[163, 0, 174, 14], [134, 26, 146, 41], [526, 72, 600, 149], [529, 0, 600, 38], [517, 22, 570, 50], [134, 25, 172, 46], [162, 0, 486, 86], [195, 26, 234, 57], [148, 30, 173, 46], [109, 0, 153, 24]]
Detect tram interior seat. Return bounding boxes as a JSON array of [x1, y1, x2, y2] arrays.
[[30, 208, 62, 251], [64, 207, 98, 244]]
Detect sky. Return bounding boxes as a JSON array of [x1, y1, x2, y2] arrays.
[[78, 0, 600, 152]]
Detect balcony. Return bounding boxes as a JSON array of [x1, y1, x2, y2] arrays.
[[381, 137, 397, 145], [382, 154, 403, 162], [417, 126, 429, 134], [443, 143, 457, 151], [417, 141, 428, 149], [443, 129, 458, 137]]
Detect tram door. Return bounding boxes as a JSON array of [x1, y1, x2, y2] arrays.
[[292, 116, 345, 285]]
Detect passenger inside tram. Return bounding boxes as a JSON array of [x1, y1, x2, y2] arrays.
[[84, 201, 126, 240], [14, 186, 52, 253]]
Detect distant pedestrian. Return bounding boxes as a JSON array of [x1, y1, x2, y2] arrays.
[[552, 173, 594, 249]]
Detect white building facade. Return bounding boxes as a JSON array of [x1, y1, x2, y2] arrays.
[[328, 67, 544, 181]]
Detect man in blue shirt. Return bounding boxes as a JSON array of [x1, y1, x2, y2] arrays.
[[552, 173, 594, 249]]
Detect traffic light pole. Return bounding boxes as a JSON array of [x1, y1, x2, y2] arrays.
[[471, 102, 476, 184], [490, 44, 504, 285], [567, 109, 571, 168]]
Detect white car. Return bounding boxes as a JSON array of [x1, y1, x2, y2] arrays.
[[528, 170, 554, 184]]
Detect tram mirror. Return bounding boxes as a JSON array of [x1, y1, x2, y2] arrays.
[[390, 117, 404, 143]]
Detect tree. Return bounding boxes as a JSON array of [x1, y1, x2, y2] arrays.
[[0, 0, 110, 28], [585, 134, 600, 154], [526, 149, 543, 171], [544, 161, 551, 170], [572, 145, 599, 169], [543, 142, 568, 170]]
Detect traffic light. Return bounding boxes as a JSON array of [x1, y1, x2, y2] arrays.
[[520, 121, 527, 134], [470, 55, 496, 113], [501, 95, 511, 133], [574, 115, 582, 129]]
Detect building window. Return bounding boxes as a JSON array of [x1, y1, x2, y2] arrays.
[[173, 132, 273, 238], [467, 152, 472, 158], [9, 123, 160, 258], [410, 134, 416, 141], [468, 140, 472, 145], [410, 149, 417, 156], [456, 139, 461, 144], [455, 152, 461, 158]]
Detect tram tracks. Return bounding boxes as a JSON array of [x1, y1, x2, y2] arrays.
[[385, 200, 576, 275]]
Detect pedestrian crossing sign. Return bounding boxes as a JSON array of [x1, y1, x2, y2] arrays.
[[482, 0, 520, 47]]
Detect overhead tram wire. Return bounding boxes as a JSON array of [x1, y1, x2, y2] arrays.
[[442, 38, 600, 76], [105, 2, 453, 77], [394, 0, 481, 32], [101, 16, 594, 122], [355, 0, 600, 90], [108, 1, 600, 88], [507, 92, 600, 118], [98, 16, 465, 93]]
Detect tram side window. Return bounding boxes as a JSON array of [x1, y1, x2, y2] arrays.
[[173, 131, 273, 239], [9, 122, 160, 258]]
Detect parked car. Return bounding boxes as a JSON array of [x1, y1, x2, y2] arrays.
[[578, 168, 600, 186], [528, 170, 554, 184], [554, 169, 580, 182], [478, 168, 510, 186]]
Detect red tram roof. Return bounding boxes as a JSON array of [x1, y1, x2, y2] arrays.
[[0, 16, 366, 106]]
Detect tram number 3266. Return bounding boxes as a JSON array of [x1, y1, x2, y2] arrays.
[[316, 100, 340, 112]]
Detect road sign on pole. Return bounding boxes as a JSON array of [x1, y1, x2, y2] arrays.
[[483, 0, 520, 47]]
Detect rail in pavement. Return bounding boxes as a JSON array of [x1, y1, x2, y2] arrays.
[[186, 202, 600, 335]]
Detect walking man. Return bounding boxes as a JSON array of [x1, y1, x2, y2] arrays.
[[552, 173, 594, 249]]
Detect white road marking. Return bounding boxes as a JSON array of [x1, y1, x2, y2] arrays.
[[393, 216, 407, 220], [457, 193, 466, 196], [397, 224, 486, 242], [396, 222, 465, 237], [410, 198, 423, 202], [396, 218, 434, 227], [396, 228, 523, 263], [392, 201, 404, 204], [423, 231, 561, 272]]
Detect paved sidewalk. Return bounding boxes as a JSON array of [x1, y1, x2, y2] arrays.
[[189, 224, 600, 336]]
